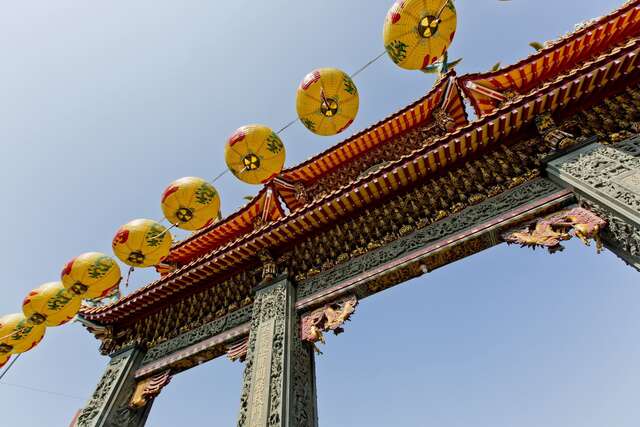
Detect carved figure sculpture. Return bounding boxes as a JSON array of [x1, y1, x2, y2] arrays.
[[503, 207, 606, 253], [300, 295, 358, 353]]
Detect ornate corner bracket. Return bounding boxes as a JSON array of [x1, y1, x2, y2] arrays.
[[502, 207, 606, 253], [300, 295, 358, 352], [129, 370, 172, 410], [535, 112, 578, 151], [226, 336, 249, 362], [258, 250, 277, 283]]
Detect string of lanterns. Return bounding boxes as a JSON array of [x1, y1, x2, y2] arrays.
[[0, 0, 457, 372]]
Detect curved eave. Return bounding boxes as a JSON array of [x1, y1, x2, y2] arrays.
[[281, 73, 465, 184], [80, 36, 640, 325], [459, 0, 640, 117], [166, 185, 284, 263], [275, 74, 468, 212]]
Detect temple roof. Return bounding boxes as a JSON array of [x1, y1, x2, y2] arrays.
[[81, 27, 640, 324], [459, 0, 640, 117], [163, 74, 467, 266], [145, 1, 640, 270], [165, 185, 284, 264], [273, 74, 468, 212]]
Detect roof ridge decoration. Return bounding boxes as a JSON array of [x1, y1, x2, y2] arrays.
[[81, 31, 640, 323], [459, 0, 640, 117]]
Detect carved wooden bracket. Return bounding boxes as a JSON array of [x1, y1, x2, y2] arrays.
[[258, 250, 277, 283], [294, 182, 308, 205], [535, 112, 577, 151], [503, 207, 607, 253], [300, 295, 358, 351], [226, 336, 249, 362], [431, 108, 455, 133], [155, 261, 178, 277], [129, 369, 172, 409]]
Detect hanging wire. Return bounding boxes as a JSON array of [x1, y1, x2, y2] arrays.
[[201, 49, 388, 185], [276, 117, 299, 135], [210, 168, 229, 183], [0, 353, 20, 381], [350, 50, 387, 79], [0, 380, 84, 400], [93, 50, 390, 287]]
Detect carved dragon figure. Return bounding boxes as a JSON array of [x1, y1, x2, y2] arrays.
[[300, 295, 358, 353], [503, 207, 607, 253]]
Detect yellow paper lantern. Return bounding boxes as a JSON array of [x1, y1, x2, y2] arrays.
[[161, 177, 221, 231], [22, 282, 81, 327], [383, 0, 457, 70], [0, 313, 46, 355], [112, 219, 172, 268], [225, 124, 286, 185], [0, 353, 9, 369], [296, 68, 359, 136], [61, 252, 122, 299]]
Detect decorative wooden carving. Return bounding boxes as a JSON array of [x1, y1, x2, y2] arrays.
[[129, 370, 172, 409], [226, 337, 249, 362], [503, 207, 606, 253], [300, 295, 358, 349], [535, 112, 577, 151], [258, 250, 277, 283]]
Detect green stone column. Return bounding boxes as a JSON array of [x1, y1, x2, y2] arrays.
[[77, 347, 152, 427], [237, 275, 318, 427]]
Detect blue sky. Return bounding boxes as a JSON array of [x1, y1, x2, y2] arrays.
[[0, 1, 637, 426]]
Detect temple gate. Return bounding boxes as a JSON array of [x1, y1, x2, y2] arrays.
[[73, 2, 640, 425]]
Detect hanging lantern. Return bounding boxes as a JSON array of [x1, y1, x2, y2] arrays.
[[383, 0, 457, 71], [61, 252, 122, 299], [161, 177, 221, 231], [112, 219, 172, 268], [225, 125, 286, 185], [0, 353, 9, 369], [0, 313, 46, 355], [296, 68, 359, 136], [22, 282, 82, 327]]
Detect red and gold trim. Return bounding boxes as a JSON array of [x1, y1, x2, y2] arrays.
[[459, 0, 640, 117], [166, 186, 284, 264], [81, 33, 640, 324]]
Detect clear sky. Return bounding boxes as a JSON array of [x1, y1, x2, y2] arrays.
[[0, 1, 638, 426]]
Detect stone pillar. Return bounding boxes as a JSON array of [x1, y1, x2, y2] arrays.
[[76, 347, 152, 427], [237, 275, 318, 427], [547, 137, 640, 270]]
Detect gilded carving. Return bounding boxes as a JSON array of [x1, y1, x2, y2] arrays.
[[141, 304, 252, 365], [129, 370, 172, 409], [298, 178, 562, 299], [300, 295, 358, 350], [503, 207, 606, 253]]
